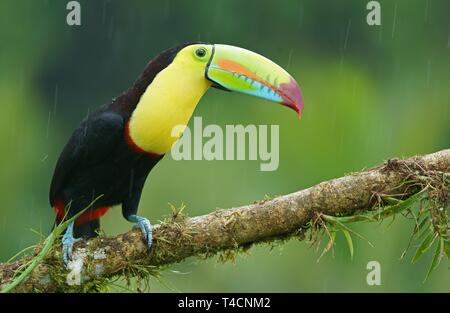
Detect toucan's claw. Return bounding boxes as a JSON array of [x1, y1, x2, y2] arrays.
[[129, 215, 153, 249], [62, 221, 81, 266]]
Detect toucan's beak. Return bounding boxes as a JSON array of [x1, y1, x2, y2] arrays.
[[205, 44, 304, 117]]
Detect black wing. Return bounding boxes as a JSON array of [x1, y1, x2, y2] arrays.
[[49, 111, 124, 204]]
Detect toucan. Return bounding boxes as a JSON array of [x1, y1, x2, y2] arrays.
[[50, 42, 304, 264]]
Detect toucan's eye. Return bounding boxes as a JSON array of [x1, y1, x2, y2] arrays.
[[195, 48, 207, 58]]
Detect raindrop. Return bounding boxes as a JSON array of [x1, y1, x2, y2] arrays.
[[447, 29, 450, 48], [339, 54, 345, 76], [108, 15, 114, 39], [102, 0, 109, 25], [53, 84, 59, 115], [426, 59, 432, 87], [164, 0, 171, 18], [297, 4, 303, 29], [83, 108, 90, 138], [351, 77, 358, 105], [46, 110, 51, 140], [391, 3, 397, 39], [343, 19, 352, 50], [424, 0, 429, 22], [378, 24, 383, 45], [286, 49, 294, 70]]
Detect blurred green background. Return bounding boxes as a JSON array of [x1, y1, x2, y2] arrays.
[[0, 0, 449, 292]]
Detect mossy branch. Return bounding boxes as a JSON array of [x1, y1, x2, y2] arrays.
[[0, 149, 448, 292]]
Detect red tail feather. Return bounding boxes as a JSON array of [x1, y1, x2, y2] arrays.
[[53, 199, 109, 225]]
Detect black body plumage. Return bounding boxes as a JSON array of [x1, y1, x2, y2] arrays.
[[49, 42, 199, 238]]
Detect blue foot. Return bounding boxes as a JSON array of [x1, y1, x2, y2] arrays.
[[62, 222, 81, 265], [128, 215, 153, 249]]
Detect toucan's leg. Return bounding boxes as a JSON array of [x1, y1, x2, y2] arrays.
[[126, 215, 153, 249], [62, 221, 81, 265], [122, 174, 153, 249]]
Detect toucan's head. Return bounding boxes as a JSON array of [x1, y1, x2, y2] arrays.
[[166, 43, 304, 117], [129, 42, 304, 154]]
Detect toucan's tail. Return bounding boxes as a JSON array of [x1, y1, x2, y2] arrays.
[[54, 218, 100, 239], [73, 219, 100, 238], [52, 201, 108, 239]]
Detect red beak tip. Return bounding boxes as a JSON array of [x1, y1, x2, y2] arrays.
[[278, 78, 304, 120], [295, 105, 303, 119], [285, 102, 303, 119]]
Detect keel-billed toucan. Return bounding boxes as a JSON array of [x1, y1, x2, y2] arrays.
[[50, 42, 304, 264]]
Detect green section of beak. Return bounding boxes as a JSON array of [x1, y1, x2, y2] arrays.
[[206, 44, 304, 116]]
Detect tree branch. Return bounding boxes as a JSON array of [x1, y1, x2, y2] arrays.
[[1, 149, 449, 292]]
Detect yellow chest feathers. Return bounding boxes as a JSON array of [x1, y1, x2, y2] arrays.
[[128, 58, 211, 155]]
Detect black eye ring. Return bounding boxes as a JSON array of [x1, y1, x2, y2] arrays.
[[195, 48, 207, 58]]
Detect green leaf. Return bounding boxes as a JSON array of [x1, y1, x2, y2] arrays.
[[415, 216, 429, 235], [375, 191, 425, 220], [323, 215, 373, 247], [382, 196, 402, 205], [412, 232, 437, 264], [326, 214, 377, 224], [342, 230, 354, 260], [424, 238, 444, 282], [417, 222, 432, 240]]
